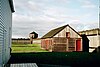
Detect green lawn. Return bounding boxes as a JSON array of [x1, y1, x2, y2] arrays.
[[11, 44, 48, 53], [11, 43, 100, 66]]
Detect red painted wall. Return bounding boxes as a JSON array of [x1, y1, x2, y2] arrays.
[[76, 39, 81, 51]]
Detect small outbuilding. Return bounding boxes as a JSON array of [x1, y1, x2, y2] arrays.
[[29, 31, 38, 44], [79, 28, 100, 52], [41, 24, 83, 52]]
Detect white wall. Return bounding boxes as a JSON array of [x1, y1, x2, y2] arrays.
[[33, 39, 41, 44], [88, 35, 100, 52], [0, 0, 12, 66]]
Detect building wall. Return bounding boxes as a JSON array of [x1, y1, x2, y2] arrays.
[[41, 38, 53, 51], [0, 0, 12, 66], [88, 35, 100, 52], [52, 37, 68, 52], [33, 39, 41, 45], [53, 26, 82, 52], [41, 37, 82, 52], [79, 29, 100, 52], [41, 26, 82, 52]]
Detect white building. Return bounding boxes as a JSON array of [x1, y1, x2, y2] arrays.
[[0, 0, 14, 67], [79, 28, 100, 52]]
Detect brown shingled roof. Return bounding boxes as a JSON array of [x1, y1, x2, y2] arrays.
[[42, 24, 81, 39], [30, 31, 38, 34]]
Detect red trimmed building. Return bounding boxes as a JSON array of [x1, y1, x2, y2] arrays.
[[41, 25, 84, 52]]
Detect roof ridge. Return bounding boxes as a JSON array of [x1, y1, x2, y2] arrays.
[[52, 24, 68, 31]]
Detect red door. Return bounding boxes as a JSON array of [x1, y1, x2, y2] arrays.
[[76, 39, 81, 51]]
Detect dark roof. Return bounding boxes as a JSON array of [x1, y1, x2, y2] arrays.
[[42, 24, 81, 39], [9, 0, 15, 12], [30, 31, 38, 34]]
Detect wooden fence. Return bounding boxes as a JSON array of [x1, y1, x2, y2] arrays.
[[52, 37, 67, 52], [68, 38, 76, 52], [12, 38, 30, 44]]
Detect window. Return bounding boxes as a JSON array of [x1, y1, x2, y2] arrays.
[[66, 32, 70, 38]]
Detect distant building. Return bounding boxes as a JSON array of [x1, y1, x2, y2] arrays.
[[29, 31, 38, 44], [41, 25, 84, 52], [79, 28, 100, 52], [0, 0, 14, 67]]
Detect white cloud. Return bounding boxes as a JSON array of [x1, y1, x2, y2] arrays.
[[13, 13, 34, 22], [12, 12, 64, 38], [27, 0, 45, 12], [82, 4, 96, 8], [43, 6, 81, 23], [12, 0, 98, 38], [78, 0, 96, 8]]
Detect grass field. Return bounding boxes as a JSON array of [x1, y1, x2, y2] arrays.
[[10, 43, 100, 67], [11, 44, 48, 53]]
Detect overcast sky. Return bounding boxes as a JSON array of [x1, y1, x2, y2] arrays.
[[12, 0, 99, 38]]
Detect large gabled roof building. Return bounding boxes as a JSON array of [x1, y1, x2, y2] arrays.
[[41, 24, 84, 52]]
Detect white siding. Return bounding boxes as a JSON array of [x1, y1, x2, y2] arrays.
[[0, 0, 12, 66], [88, 35, 100, 52], [10, 63, 38, 67], [79, 29, 100, 52], [0, 23, 4, 67], [88, 36, 99, 47], [33, 39, 41, 45]]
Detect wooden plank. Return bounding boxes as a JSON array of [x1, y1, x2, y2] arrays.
[[52, 37, 67, 52], [68, 47, 75, 52], [53, 37, 67, 43], [54, 43, 67, 45], [10, 63, 38, 67], [68, 38, 75, 51]]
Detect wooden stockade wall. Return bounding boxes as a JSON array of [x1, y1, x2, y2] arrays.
[[41, 37, 79, 52], [12, 38, 30, 44], [41, 38, 52, 51], [53, 37, 67, 52], [68, 38, 76, 52]]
